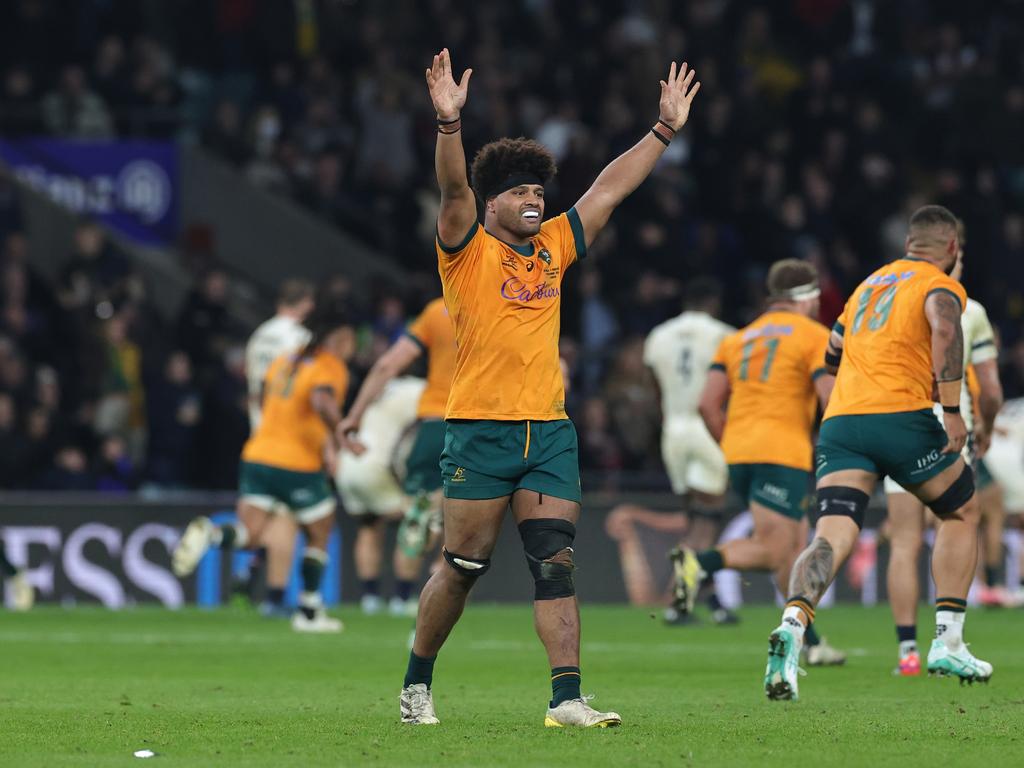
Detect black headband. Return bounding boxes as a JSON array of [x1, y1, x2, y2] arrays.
[[486, 173, 543, 199]]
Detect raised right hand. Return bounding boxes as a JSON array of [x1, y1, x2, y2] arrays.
[[425, 48, 472, 121]]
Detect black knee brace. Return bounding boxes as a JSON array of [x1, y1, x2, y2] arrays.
[[442, 548, 491, 579], [928, 465, 975, 518], [816, 486, 871, 529], [518, 518, 576, 600]]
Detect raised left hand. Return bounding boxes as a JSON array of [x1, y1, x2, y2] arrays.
[[659, 61, 701, 131]]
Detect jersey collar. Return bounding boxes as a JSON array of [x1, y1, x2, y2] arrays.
[[487, 229, 535, 257]]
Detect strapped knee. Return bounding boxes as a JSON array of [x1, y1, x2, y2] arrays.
[[928, 465, 975, 518], [816, 486, 870, 529], [442, 548, 491, 579], [519, 518, 576, 600]]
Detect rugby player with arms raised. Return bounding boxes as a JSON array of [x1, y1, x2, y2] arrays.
[[394, 49, 700, 727]]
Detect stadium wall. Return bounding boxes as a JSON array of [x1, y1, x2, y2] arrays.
[[9, 494, 1016, 610]]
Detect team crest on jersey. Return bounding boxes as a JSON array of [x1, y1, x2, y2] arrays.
[[539, 248, 552, 265], [501, 253, 518, 270]]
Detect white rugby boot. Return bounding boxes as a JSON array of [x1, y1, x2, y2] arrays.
[[291, 608, 343, 634], [927, 639, 993, 684], [9, 571, 34, 611], [803, 636, 847, 666], [544, 696, 622, 728], [172, 517, 215, 577], [764, 620, 805, 701], [400, 683, 440, 724]]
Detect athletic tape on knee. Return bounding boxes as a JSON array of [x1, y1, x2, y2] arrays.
[[442, 548, 491, 579], [928, 465, 975, 518], [816, 487, 870, 529], [518, 518, 577, 600]]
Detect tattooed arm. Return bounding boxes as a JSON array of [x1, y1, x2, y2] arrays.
[[925, 289, 967, 455]]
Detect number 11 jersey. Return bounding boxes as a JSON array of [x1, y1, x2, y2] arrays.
[[711, 311, 830, 471]]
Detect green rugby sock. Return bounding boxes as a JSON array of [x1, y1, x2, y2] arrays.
[[550, 666, 581, 707], [0, 546, 17, 577], [804, 622, 820, 647], [404, 652, 437, 688], [696, 548, 724, 577]]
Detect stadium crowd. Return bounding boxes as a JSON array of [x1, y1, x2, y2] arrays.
[[2, 0, 1024, 490]]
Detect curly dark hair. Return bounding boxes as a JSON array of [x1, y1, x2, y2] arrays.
[[469, 137, 557, 200]]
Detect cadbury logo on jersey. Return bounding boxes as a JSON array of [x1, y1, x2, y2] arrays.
[[500, 277, 560, 302]]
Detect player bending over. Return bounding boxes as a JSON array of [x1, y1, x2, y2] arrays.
[[674, 260, 844, 665], [338, 296, 458, 608], [396, 48, 699, 728], [882, 231, 1004, 675], [336, 375, 428, 616], [765, 205, 990, 701], [174, 301, 354, 633]]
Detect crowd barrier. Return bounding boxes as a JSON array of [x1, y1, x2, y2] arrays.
[[2, 492, 1020, 609]]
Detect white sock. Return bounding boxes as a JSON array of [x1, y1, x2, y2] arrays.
[[935, 610, 965, 649], [781, 606, 807, 641], [898, 640, 917, 657]]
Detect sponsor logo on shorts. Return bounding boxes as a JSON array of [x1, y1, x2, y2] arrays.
[[451, 467, 467, 483], [761, 483, 789, 503], [292, 488, 315, 504], [911, 449, 942, 475]]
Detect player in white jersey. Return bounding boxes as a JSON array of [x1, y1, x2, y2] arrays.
[[336, 376, 428, 616], [882, 232, 1004, 675], [239, 280, 314, 615], [644, 277, 735, 499], [245, 280, 315, 428], [641, 278, 737, 624]]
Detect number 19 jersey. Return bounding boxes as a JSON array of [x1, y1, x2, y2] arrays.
[[712, 311, 830, 471], [825, 258, 967, 420]]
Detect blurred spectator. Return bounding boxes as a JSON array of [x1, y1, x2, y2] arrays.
[[176, 269, 232, 376], [146, 351, 202, 488], [41, 65, 114, 138]]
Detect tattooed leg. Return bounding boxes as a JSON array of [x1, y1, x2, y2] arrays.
[[784, 516, 861, 625]]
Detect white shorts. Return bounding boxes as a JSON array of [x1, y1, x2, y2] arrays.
[[661, 416, 728, 496], [240, 494, 336, 525], [336, 455, 405, 517], [985, 434, 1024, 513]]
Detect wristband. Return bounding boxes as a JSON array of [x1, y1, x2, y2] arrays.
[[438, 115, 462, 134], [650, 123, 673, 145], [942, 405, 961, 414], [657, 119, 677, 135]]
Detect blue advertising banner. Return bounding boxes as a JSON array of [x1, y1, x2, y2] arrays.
[[0, 138, 177, 246]]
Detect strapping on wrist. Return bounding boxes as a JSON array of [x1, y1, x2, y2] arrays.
[[437, 115, 462, 134]]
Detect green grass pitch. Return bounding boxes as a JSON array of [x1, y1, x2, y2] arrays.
[[1, 604, 1021, 767]]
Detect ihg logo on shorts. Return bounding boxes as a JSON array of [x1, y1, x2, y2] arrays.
[[914, 449, 942, 472]]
